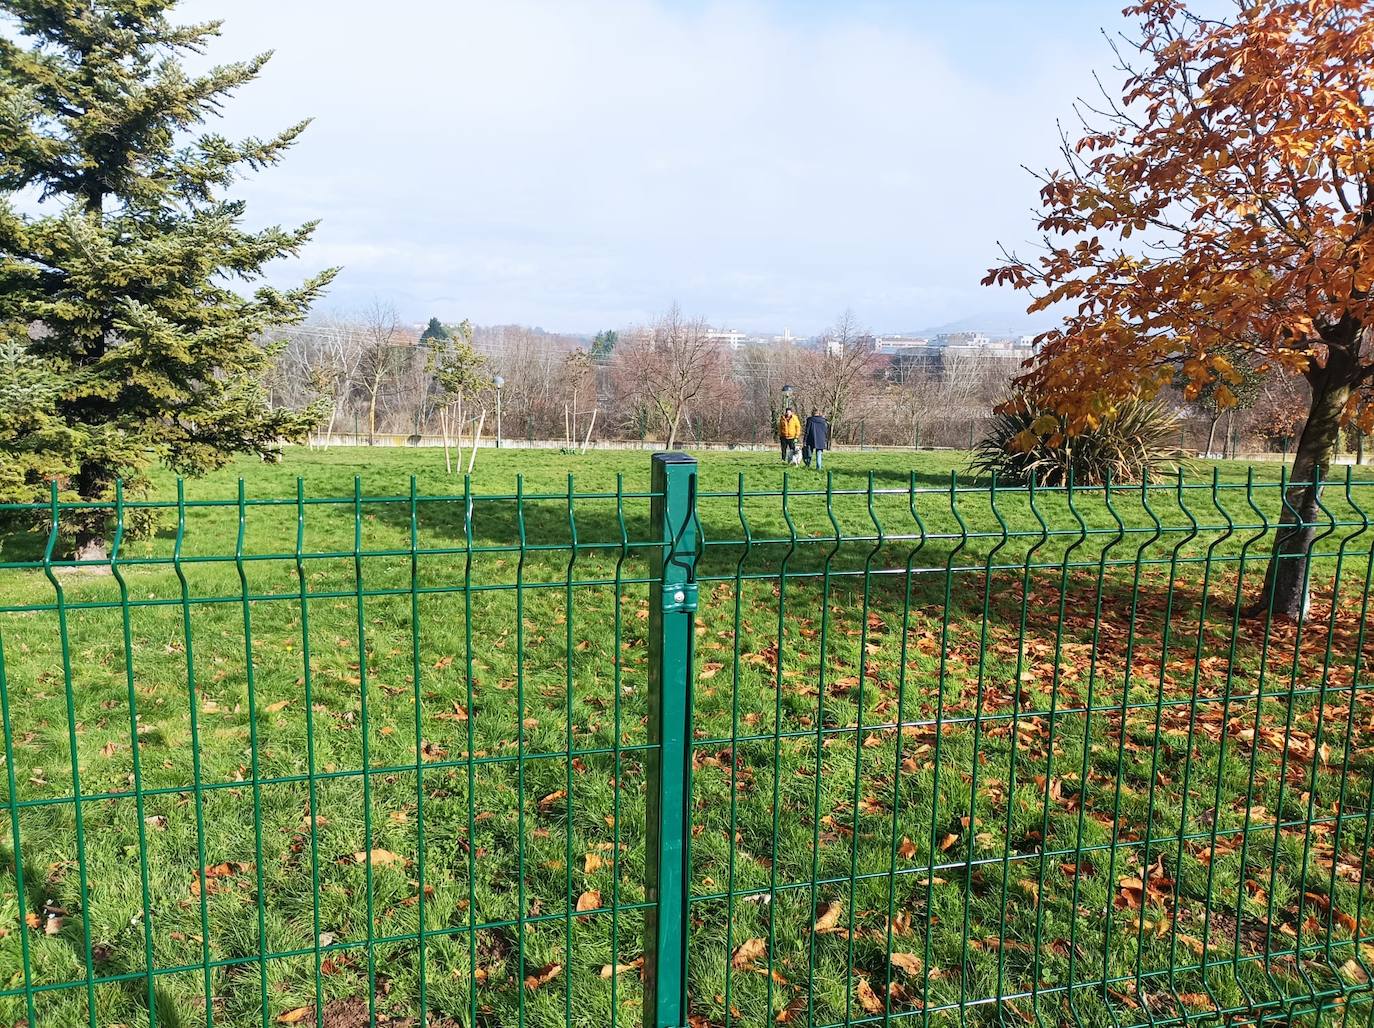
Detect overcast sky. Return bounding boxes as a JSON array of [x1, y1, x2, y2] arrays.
[[173, 0, 1148, 335]]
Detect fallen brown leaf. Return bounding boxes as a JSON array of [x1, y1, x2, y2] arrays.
[[731, 936, 767, 969], [599, 957, 643, 978], [813, 901, 844, 935], [856, 977, 884, 1015], [889, 952, 923, 976], [776, 995, 808, 1023], [347, 849, 407, 868], [524, 962, 562, 990], [577, 889, 601, 913]]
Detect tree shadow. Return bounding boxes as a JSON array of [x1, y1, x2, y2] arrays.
[[0, 846, 187, 1028]]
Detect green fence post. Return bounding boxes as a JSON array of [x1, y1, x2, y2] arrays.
[[644, 451, 699, 1028]]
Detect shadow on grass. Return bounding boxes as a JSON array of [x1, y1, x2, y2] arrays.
[[0, 847, 188, 1028]]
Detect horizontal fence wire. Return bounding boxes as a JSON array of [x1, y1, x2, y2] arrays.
[[0, 465, 1367, 1027]]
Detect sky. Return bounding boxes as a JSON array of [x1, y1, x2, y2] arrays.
[[170, 0, 1149, 336]]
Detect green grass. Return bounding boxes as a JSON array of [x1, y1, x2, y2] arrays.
[[0, 445, 1370, 1028]]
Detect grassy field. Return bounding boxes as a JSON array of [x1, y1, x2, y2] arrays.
[[0, 445, 1371, 1028]]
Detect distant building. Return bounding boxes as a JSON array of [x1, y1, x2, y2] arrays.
[[875, 335, 930, 355], [933, 331, 992, 349], [706, 328, 748, 350]]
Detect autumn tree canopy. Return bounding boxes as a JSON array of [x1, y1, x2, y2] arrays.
[[987, 0, 1374, 615]]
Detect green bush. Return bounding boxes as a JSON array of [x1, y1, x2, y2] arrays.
[[969, 394, 1184, 486]]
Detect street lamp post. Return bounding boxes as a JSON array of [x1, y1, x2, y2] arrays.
[[494, 376, 505, 449]]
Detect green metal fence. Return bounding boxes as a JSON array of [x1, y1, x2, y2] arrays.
[[0, 454, 1370, 1027]]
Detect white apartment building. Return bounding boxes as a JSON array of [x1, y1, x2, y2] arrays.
[[875, 335, 931, 355]]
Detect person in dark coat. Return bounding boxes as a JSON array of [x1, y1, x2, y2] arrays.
[[802, 409, 829, 470]]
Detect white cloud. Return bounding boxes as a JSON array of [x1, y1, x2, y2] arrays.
[[176, 0, 1120, 332]]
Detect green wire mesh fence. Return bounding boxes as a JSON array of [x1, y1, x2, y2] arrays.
[[0, 454, 1369, 1028]]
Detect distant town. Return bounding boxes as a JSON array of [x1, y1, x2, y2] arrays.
[[695, 327, 1036, 360]]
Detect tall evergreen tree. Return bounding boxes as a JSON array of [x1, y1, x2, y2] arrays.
[[0, 1, 336, 555], [420, 316, 450, 344]]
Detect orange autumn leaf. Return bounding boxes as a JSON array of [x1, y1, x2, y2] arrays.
[[856, 977, 884, 1015], [347, 849, 408, 868], [600, 957, 643, 978], [731, 937, 767, 969], [524, 962, 561, 990], [889, 952, 923, 976], [576, 889, 601, 914], [812, 900, 844, 935], [776, 995, 808, 1023]]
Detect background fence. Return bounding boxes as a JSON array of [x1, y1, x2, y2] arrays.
[[0, 458, 1369, 1027]]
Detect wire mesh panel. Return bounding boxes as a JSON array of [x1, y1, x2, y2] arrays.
[[0, 460, 1370, 1028], [0, 477, 660, 1028], [683, 468, 1374, 1028]]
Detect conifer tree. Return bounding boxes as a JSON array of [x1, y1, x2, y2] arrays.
[[0, 1, 336, 555]]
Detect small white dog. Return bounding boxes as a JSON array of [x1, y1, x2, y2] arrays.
[[788, 450, 803, 466]]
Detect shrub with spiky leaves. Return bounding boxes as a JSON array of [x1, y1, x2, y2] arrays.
[[969, 394, 1183, 486]]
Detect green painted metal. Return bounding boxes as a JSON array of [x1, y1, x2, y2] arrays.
[[644, 453, 699, 1028], [0, 460, 1366, 1027]]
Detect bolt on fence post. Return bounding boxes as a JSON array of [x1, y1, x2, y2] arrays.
[[644, 451, 699, 1028]]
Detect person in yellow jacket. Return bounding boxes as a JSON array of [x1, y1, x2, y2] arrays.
[[778, 408, 801, 463]]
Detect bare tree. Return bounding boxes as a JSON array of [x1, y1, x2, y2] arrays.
[[799, 310, 879, 439], [355, 300, 403, 444], [615, 305, 726, 449]]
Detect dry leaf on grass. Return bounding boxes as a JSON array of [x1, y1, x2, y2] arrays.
[[889, 952, 923, 976], [600, 957, 643, 978], [524, 962, 562, 990], [276, 1009, 310, 1025], [776, 995, 808, 1023], [731, 936, 768, 969], [577, 889, 601, 913], [813, 900, 844, 935], [856, 977, 884, 1015], [345, 849, 407, 868]]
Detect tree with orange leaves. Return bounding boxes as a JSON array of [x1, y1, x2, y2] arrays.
[[987, 0, 1374, 617]]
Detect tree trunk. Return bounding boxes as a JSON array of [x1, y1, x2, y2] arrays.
[[73, 464, 110, 564], [1253, 345, 1356, 619], [74, 533, 109, 565], [1205, 414, 1221, 457], [367, 388, 379, 445], [666, 408, 682, 450], [441, 407, 452, 475]]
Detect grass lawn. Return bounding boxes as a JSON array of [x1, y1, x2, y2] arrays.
[[0, 445, 1371, 1028]]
